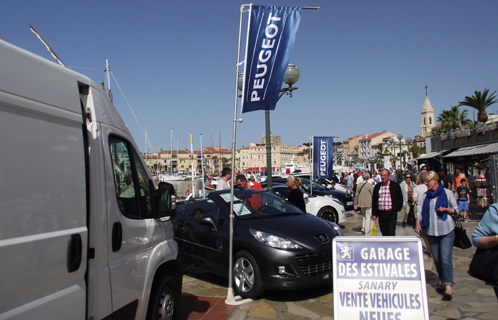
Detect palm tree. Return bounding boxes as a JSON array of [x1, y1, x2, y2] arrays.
[[458, 88, 498, 123], [436, 105, 473, 133], [407, 144, 422, 159]]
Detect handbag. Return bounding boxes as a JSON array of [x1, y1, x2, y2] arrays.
[[407, 205, 415, 226], [453, 218, 472, 249], [467, 246, 498, 285]]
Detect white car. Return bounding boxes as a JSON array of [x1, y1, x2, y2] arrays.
[[267, 183, 346, 224]]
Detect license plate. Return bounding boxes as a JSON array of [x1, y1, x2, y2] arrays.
[[347, 201, 353, 206]]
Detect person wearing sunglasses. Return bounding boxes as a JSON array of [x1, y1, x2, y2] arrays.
[[415, 170, 459, 301], [400, 172, 418, 227]]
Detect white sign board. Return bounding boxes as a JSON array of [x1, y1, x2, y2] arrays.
[[384, 156, 391, 170], [333, 237, 429, 320]]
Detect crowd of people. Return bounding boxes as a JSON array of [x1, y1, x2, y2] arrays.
[[345, 164, 497, 302], [214, 165, 497, 301]]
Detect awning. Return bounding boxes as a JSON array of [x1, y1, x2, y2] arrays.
[[415, 151, 443, 160], [443, 142, 498, 158]]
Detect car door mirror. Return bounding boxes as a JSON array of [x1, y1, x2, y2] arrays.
[[303, 193, 309, 200], [199, 215, 217, 232], [155, 182, 176, 221]]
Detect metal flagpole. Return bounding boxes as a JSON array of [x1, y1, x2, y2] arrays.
[[225, 3, 253, 306]]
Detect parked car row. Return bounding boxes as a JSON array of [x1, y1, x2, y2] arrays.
[[270, 176, 355, 212]]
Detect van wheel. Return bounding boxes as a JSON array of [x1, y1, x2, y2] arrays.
[[233, 250, 264, 299], [147, 275, 178, 320], [318, 206, 339, 224]]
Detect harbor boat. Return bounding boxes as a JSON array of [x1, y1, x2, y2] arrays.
[[204, 173, 218, 190], [159, 173, 186, 182]]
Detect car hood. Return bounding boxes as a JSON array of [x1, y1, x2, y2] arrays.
[[315, 189, 351, 198], [238, 213, 333, 238]]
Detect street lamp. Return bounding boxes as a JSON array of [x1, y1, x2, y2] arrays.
[[238, 64, 300, 191], [388, 134, 413, 170]]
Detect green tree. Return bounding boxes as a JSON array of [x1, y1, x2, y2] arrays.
[[458, 88, 498, 123], [436, 105, 473, 134], [407, 144, 422, 159]]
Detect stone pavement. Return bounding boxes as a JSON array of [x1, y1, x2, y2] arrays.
[[180, 208, 498, 319]]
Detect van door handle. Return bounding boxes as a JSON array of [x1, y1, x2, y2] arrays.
[[66, 234, 82, 273], [112, 222, 122, 252]]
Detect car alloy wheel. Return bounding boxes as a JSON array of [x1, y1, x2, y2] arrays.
[[317, 206, 339, 224], [233, 250, 264, 299]]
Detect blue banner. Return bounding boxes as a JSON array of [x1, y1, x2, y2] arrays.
[[241, 5, 302, 113], [313, 136, 334, 180]]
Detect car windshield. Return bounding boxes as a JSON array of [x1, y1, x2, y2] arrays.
[[218, 191, 303, 218], [299, 178, 327, 192]]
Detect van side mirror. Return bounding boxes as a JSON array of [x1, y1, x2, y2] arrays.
[[155, 182, 176, 221]]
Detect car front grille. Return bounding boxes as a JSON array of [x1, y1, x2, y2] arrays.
[[295, 252, 332, 276]]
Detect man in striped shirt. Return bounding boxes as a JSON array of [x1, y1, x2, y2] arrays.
[[372, 168, 403, 236]]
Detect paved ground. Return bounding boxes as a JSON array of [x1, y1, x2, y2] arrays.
[[179, 205, 498, 319]]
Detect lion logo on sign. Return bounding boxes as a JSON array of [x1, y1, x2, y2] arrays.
[[340, 245, 353, 259]]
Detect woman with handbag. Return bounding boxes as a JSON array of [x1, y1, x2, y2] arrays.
[[400, 172, 418, 227], [415, 171, 459, 301], [471, 203, 498, 299]]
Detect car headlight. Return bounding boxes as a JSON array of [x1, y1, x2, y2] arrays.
[[250, 229, 303, 249], [331, 198, 342, 205], [324, 221, 344, 236]]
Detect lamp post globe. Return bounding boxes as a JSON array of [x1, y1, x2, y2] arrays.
[[397, 133, 403, 141], [406, 137, 412, 144], [283, 64, 300, 86], [237, 73, 244, 92]]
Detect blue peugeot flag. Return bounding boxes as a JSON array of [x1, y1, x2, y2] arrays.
[[313, 137, 334, 180], [241, 6, 302, 113]]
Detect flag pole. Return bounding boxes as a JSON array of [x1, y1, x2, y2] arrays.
[[225, 3, 253, 306]]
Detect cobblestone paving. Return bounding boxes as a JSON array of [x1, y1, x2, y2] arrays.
[[181, 209, 498, 319]]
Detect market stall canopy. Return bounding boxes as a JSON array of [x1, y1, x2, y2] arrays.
[[443, 142, 498, 158], [415, 151, 444, 160]]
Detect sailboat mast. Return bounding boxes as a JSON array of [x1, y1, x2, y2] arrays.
[[190, 132, 195, 196], [200, 134, 205, 198], [170, 128, 173, 173]]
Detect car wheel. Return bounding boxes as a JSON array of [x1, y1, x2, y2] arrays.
[[147, 275, 178, 320], [318, 206, 339, 224], [233, 250, 264, 299]]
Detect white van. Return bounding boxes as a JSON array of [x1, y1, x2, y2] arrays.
[[0, 40, 181, 320]]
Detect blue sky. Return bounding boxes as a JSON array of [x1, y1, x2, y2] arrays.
[[3, 1, 498, 152]]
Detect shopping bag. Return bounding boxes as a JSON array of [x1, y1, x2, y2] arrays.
[[468, 246, 498, 286], [371, 222, 378, 236], [453, 218, 472, 249]]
